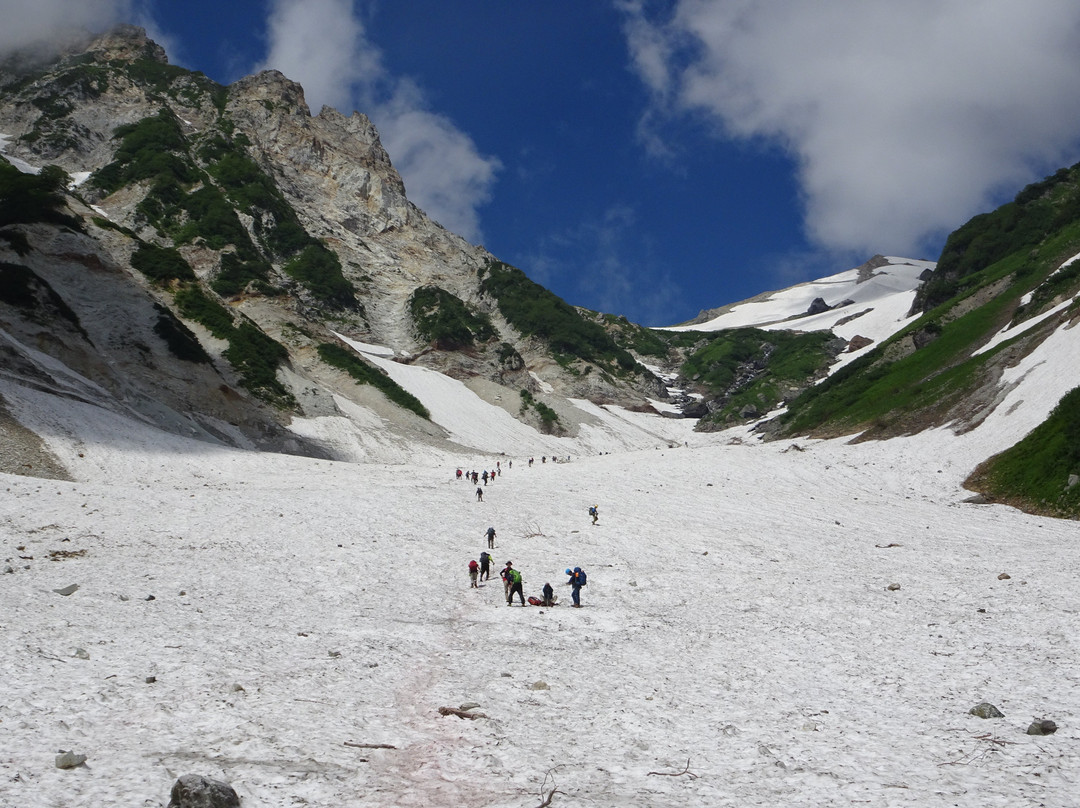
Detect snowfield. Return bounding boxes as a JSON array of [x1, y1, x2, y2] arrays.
[[2, 334, 1079, 808], [2, 253, 1079, 807]]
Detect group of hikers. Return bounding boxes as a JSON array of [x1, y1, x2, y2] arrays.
[[458, 462, 511, 502], [461, 458, 593, 607], [468, 551, 587, 607]]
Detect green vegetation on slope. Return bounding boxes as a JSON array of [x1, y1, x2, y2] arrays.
[[91, 110, 356, 308], [0, 162, 82, 237], [967, 387, 1080, 518], [916, 161, 1080, 312], [519, 388, 559, 432], [172, 283, 294, 406], [409, 285, 495, 350], [317, 342, 430, 419], [677, 328, 838, 426], [130, 243, 196, 284], [781, 222, 1080, 438], [478, 261, 641, 375]]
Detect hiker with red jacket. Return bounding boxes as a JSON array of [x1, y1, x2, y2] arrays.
[[468, 559, 479, 588]]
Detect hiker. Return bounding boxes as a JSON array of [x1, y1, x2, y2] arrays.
[[479, 551, 491, 581], [542, 582, 555, 606], [455, 468, 462, 480], [570, 566, 586, 607], [507, 565, 525, 606], [476, 486, 484, 502], [482, 470, 489, 485], [486, 526, 496, 548], [468, 559, 479, 588], [501, 561, 514, 598], [589, 504, 599, 525]]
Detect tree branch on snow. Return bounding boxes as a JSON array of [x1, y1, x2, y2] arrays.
[[438, 706, 487, 719], [344, 741, 397, 749], [521, 524, 546, 538], [534, 767, 565, 807], [646, 758, 699, 779], [938, 733, 1015, 766]]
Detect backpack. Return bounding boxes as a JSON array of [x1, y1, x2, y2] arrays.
[[578, 569, 587, 587], [588, 506, 596, 516], [510, 569, 522, 585], [468, 560, 478, 572], [480, 552, 490, 564]]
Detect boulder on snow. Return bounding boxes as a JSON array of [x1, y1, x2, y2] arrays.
[[807, 297, 831, 315], [1027, 719, 1058, 736], [168, 774, 240, 808], [53, 583, 79, 596], [55, 751, 87, 769], [969, 702, 1004, 719]]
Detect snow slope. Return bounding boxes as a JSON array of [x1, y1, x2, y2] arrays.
[[663, 257, 934, 371], [2, 297, 1079, 808]]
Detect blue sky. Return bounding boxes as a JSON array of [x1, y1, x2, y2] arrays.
[[7, 1, 1080, 326]]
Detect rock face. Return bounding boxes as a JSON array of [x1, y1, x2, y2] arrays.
[[0, 25, 667, 468]]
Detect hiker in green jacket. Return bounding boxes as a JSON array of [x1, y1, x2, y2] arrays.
[[507, 565, 525, 606]]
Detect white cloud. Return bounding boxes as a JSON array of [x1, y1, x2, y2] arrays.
[[621, 0, 1080, 256], [258, 0, 500, 243], [0, 0, 132, 56]]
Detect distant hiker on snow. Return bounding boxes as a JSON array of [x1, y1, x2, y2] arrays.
[[482, 470, 489, 485], [476, 486, 484, 502], [589, 504, 599, 525], [468, 559, 479, 588], [479, 551, 491, 581], [486, 526, 496, 548], [506, 565, 525, 606]]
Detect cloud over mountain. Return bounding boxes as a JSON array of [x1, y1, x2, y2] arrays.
[[621, 0, 1080, 256], [0, 0, 131, 56]]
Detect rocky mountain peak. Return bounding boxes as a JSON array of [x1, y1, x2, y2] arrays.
[[80, 24, 167, 66]]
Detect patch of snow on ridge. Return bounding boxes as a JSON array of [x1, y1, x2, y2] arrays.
[[663, 257, 933, 347]]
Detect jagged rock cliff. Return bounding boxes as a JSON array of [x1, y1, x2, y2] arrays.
[[0, 26, 669, 464]]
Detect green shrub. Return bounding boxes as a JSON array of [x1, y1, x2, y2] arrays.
[[223, 320, 293, 404], [0, 161, 82, 230], [130, 243, 196, 284], [174, 185, 255, 252], [173, 284, 234, 338], [284, 244, 356, 309], [211, 252, 273, 297], [409, 285, 495, 349], [93, 109, 197, 194], [317, 342, 429, 419], [519, 388, 560, 431], [130, 243, 195, 284]]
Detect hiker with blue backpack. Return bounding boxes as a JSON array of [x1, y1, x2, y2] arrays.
[[589, 504, 599, 525], [568, 566, 587, 607]]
